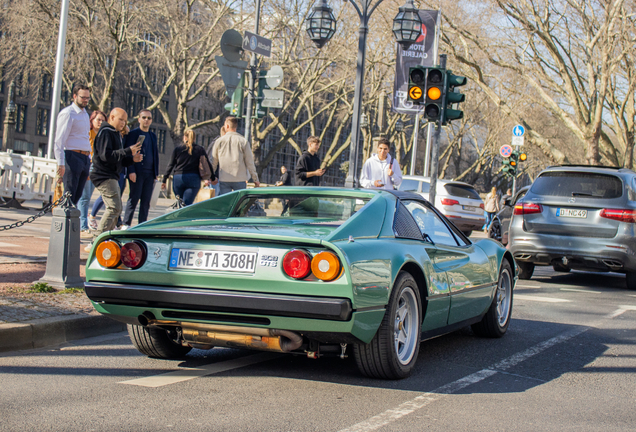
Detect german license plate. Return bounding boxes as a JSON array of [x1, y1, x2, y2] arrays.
[[169, 248, 257, 273], [462, 205, 478, 212], [556, 208, 587, 218]]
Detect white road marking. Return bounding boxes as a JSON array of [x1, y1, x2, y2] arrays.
[[560, 288, 602, 294], [338, 308, 625, 432], [514, 294, 570, 303], [628, 295, 636, 298], [515, 284, 541, 288], [0, 242, 19, 248], [119, 352, 281, 388], [618, 305, 636, 311]]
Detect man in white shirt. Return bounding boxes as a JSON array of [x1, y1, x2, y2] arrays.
[[54, 84, 92, 204], [212, 116, 260, 195], [360, 138, 403, 190]]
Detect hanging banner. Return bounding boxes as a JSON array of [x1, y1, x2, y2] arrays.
[[392, 10, 440, 114]]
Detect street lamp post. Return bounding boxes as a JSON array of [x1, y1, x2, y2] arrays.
[[2, 81, 17, 153], [307, 0, 421, 188]]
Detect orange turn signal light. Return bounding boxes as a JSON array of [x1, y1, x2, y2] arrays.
[[311, 251, 341, 281], [427, 87, 441, 100], [95, 240, 121, 268]]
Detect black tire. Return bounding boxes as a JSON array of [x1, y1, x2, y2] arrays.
[[552, 263, 571, 273], [517, 262, 535, 280], [472, 260, 513, 338], [128, 324, 192, 359], [462, 230, 472, 237], [354, 272, 422, 380], [488, 220, 501, 242], [626, 272, 636, 290]]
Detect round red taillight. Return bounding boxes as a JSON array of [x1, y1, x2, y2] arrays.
[[120, 241, 146, 269], [282, 249, 312, 279]]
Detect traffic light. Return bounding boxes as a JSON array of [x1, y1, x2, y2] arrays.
[[254, 70, 268, 119], [502, 157, 516, 177], [423, 67, 445, 121], [407, 66, 426, 105], [443, 71, 467, 124], [224, 74, 244, 116]]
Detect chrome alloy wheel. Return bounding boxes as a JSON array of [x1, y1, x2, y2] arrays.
[[496, 268, 512, 327], [394, 287, 419, 365]]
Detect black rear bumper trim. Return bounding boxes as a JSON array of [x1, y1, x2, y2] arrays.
[[85, 282, 352, 321]]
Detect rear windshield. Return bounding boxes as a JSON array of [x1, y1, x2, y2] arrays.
[[399, 179, 420, 192], [232, 194, 370, 224], [531, 172, 623, 199], [444, 184, 481, 200]]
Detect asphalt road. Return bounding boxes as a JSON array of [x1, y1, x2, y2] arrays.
[[1, 266, 635, 432]]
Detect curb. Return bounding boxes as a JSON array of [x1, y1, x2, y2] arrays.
[[0, 314, 127, 353]]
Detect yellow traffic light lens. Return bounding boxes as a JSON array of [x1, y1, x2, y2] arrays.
[[408, 86, 423, 100], [510, 161, 516, 166], [520, 153, 527, 161], [428, 87, 441, 100]]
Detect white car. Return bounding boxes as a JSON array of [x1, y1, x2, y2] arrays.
[[399, 175, 486, 236]]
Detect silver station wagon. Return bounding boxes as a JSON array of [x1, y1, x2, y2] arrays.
[[509, 165, 636, 289], [399, 175, 485, 237]]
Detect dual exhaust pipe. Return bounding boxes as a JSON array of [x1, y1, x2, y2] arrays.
[[139, 314, 303, 353]]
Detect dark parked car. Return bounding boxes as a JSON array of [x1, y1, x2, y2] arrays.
[[508, 165, 636, 289], [488, 186, 530, 245]]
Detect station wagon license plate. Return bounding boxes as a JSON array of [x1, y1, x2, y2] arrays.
[[556, 208, 587, 218], [462, 205, 479, 212], [169, 248, 257, 273]]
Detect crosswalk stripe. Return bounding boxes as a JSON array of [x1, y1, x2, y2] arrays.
[[560, 288, 602, 294], [514, 294, 570, 303], [119, 352, 282, 388]]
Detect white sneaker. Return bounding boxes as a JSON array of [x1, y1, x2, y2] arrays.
[[88, 215, 98, 230], [119, 225, 129, 230]]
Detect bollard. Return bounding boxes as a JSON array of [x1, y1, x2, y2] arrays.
[[38, 192, 84, 289]]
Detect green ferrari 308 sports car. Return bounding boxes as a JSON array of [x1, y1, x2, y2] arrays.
[[85, 187, 515, 379]]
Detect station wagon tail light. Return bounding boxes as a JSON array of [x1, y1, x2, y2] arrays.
[[95, 241, 121, 268], [283, 249, 312, 279], [600, 209, 636, 223], [120, 241, 147, 269], [513, 203, 543, 215], [480, 203, 484, 210], [311, 251, 341, 281], [441, 198, 459, 206]]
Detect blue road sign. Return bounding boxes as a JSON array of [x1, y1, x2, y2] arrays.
[[500, 145, 513, 157], [513, 125, 525, 137]]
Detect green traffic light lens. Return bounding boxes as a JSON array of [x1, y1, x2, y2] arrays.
[[425, 104, 440, 118], [410, 69, 425, 85]]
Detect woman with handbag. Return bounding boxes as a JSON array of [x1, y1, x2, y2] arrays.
[[161, 129, 216, 206]]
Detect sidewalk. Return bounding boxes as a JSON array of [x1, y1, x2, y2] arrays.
[[0, 194, 177, 352]]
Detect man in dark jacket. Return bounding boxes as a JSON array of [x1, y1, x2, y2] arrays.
[[89, 108, 142, 245], [295, 136, 325, 186], [122, 109, 159, 228]]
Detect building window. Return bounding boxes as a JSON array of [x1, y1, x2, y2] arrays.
[[36, 108, 49, 136], [40, 75, 52, 101], [157, 129, 166, 153], [15, 104, 27, 133]]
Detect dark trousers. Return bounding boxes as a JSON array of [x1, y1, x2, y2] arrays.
[[173, 173, 201, 206], [123, 171, 155, 225], [63, 150, 90, 205]]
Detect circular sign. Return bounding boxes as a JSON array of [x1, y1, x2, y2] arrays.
[[250, 36, 258, 50], [266, 65, 284, 89], [500, 145, 513, 157], [513, 125, 525, 136], [220, 29, 243, 62], [408, 86, 423, 100]]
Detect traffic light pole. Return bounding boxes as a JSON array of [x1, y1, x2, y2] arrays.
[[427, 54, 446, 208], [512, 145, 519, 196], [243, 0, 261, 145]]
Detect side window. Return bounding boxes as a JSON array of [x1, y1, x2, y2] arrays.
[[629, 178, 636, 202], [403, 201, 458, 246]]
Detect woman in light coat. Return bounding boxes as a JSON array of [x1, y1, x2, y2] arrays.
[[483, 186, 500, 232]]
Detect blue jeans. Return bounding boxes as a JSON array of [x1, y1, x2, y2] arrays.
[[484, 212, 495, 230], [173, 173, 201, 206], [123, 171, 155, 225], [78, 178, 95, 230], [219, 181, 246, 196]]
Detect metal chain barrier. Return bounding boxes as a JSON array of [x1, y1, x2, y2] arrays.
[[0, 192, 73, 231]]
